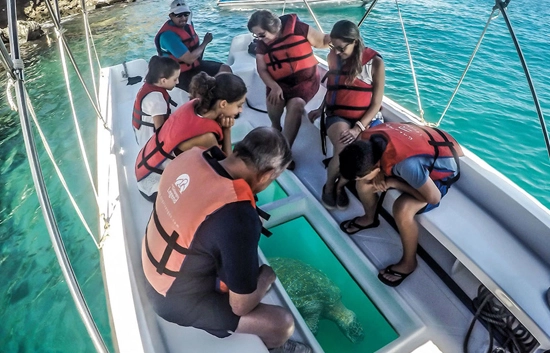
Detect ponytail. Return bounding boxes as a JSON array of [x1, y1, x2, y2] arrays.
[[189, 72, 247, 114]]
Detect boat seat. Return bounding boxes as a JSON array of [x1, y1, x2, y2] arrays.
[[156, 318, 269, 353], [382, 185, 550, 348]]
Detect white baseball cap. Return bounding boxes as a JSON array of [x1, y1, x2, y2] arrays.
[[169, 0, 190, 15]]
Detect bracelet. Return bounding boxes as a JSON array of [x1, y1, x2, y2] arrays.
[[355, 121, 366, 132]]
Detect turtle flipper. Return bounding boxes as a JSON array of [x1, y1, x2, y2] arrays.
[[323, 302, 365, 344], [303, 311, 321, 335]]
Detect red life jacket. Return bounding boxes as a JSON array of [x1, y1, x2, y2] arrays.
[[135, 99, 223, 181], [142, 147, 256, 296], [132, 83, 176, 130], [324, 48, 379, 120], [362, 122, 464, 184], [154, 21, 200, 73], [263, 14, 318, 82]]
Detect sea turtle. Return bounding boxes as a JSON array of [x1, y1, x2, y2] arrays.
[[268, 257, 364, 344]]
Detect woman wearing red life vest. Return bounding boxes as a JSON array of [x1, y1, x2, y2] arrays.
[[248, 10, 330, 169], [309, 20, 385, 210], [132, 56, 181, 147], [135, 72, 247, 202]]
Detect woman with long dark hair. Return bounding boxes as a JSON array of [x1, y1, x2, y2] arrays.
[[310, 20, 385, 209], [135, 72, 247, 201]]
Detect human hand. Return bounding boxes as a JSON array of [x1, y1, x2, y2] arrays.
[[308, 108, 321, 123], [267, 85, 283, 105], [217, 114, 235, 128], [371, 170, 388, 192], [339, 126, 360, 145], [203, 32, 213, 45]]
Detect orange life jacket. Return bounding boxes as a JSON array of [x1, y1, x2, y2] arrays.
[[142, 147, 256, 296], [362, 122, 463, 184], [263, 14, 318, 82], [135, 99, 223, 181], [132, 83, 177, 129], [155, 21, 200, 73], [324, 48, 379, 120]]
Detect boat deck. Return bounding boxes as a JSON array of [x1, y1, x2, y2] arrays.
[[97, 34, 550, 353]]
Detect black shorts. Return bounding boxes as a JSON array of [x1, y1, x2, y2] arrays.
[[177, 60, 224, 92], [145, 279, 240, 337]]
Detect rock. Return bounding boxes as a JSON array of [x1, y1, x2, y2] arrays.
[[0, 0, 136, 41], [1, 20, 44, 44]]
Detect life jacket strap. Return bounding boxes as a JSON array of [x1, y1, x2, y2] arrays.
[[145, 202, 197, 277]]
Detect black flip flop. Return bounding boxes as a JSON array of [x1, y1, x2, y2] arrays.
[[378, 265, 413, 287], [339, 217, 380, 235]]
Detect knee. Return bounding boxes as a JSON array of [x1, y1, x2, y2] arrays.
[[287, 99, 306, 115], [271, 308, 294, 346], [392, 199, 415, 222], [220, 64, 232, 73]]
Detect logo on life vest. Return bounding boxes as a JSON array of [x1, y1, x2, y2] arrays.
[[175, 174, 190, 193]]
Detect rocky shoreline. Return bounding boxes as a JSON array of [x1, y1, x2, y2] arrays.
[[1, 0, 134, 43]]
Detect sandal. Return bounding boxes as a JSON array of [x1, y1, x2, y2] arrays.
[[378, 265, 413, 287], [339, 217, 380, 235]]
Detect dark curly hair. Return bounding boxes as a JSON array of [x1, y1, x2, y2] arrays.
[[189, 72, 247, 114]]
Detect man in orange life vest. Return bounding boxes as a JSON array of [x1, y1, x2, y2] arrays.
[[338, 123, 463, 287], [142, 127, 312, 352], [154, 0, 232, 92]]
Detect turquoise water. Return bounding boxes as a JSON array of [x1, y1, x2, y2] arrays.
[[0, 0, 548, 351], [260, 217, 398, 352], [257, 180, 287, 206]]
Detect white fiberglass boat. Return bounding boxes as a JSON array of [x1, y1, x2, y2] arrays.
[[96, 34, 550, 353]]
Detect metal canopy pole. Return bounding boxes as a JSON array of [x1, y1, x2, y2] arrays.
[[5, 0, 109, 351], [495, 0, 550, 159]]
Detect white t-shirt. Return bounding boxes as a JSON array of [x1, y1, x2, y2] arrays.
[[134, 91, 171, 147]]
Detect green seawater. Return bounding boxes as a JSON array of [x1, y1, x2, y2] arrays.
[[260, 217, 398, 353], [257, 181, 287, 206], [0, 0, 548, 351]]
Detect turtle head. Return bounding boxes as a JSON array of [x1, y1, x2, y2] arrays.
[[343, 316, 365, 344]]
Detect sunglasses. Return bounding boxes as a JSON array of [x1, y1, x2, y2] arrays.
[[252, 32, 267, 39], [173, 12, 190, 18], [329, 42, 352, 53]]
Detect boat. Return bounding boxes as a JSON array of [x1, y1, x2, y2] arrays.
[[4, 0, 550, 352]]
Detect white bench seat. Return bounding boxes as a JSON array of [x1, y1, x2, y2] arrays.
[[383, 186, 550, 348]]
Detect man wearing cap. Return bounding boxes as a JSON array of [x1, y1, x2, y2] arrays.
[[155, 0, 232, 92]]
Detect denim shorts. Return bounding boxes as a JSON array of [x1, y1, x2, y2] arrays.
[[325, 111, 384, 131], [417, 179, 450, 214]]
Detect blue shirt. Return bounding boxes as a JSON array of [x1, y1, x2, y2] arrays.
[[158, 20, 191, 58]]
